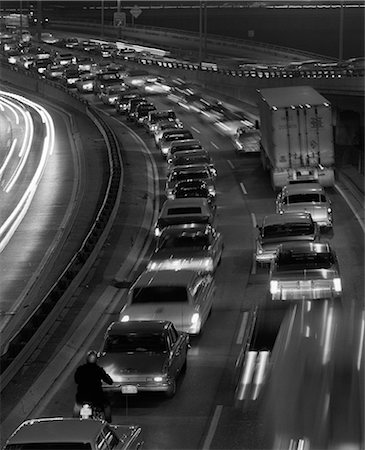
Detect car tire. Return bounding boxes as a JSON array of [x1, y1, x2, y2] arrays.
[[165, 378, 176, 398]]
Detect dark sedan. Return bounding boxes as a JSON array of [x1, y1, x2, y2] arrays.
[[98, 320, 189, 398]]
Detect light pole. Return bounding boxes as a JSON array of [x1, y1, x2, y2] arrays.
[[338, 0, 344, 61], [199, 0, 202, 65], [101, 0, 104, 39]]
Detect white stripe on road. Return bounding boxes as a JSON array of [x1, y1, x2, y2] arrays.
[[240, 182, 247, 195], [335, 183, 365, 233], [251, 213, 257, 275], [191, 126, 201, 134], [202, 405, 223, 449], [251, 212, 257, 228], [236, 311, 250, 345], [227, 159, 235, 170], [210, 141, 219, 149]]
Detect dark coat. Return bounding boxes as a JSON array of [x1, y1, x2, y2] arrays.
[[74, 362, 113, 405]]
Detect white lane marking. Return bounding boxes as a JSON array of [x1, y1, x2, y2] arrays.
[[202, 405, 223, 449], [240, 182, 247, 195], [335, 183, 365, 233], [191, 125, 201, 134], [236, 311, 250, 345], [210, 141, 219, 149], [251, 213, 257, 274], [251, 212, 257, 228], [227, 159, 235, 170]]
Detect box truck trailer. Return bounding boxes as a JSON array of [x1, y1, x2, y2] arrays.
[[257, 86, 335, 190]]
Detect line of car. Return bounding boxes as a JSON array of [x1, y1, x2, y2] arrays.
[[95, 92, 224, 400], [255, 181, 341, 302], [1, 32, 346, 449]]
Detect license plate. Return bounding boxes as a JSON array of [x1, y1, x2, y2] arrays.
[[300, 280, 311, 289], [121, 385, 138, 394]]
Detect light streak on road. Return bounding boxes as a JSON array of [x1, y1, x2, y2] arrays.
[[0, 138, 17, 180], [0, 90, 55, 253]]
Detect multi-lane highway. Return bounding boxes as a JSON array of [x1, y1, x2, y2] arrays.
[[1, 59, 363, 449]]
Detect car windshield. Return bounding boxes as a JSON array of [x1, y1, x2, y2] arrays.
[[103, 333, 168, 353], [284, 194, 327, 204], [263, 223, 314, 238], [276, 251, 334, 271], [160, 234, 210, 249], [132, 286, 188, 303], [5, 444, 91, 450]]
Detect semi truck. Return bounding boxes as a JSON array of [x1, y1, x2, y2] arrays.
[[257, 86, 335, 190]]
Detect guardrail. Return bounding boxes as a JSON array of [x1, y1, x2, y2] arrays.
[[50, 20, 331, 63], [129, 54, 365, 80], [0, 63, 124, 386]]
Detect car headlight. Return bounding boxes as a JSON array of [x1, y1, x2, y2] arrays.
[[327, 207, 332, 213], [154, 227, 161, 237], [161, 146, 169, 155], [153, 376, 163, 382], [333, 278, 342, 293], [208, 186, 216, 196], [121, 315, 130, 322], [191, 313, 200, 325], [270, 280, 279, 295]]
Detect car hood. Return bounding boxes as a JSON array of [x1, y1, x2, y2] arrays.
[[98, 352, 167, 375], [272, 268, 339, 281]]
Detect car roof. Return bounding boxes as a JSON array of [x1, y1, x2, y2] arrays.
[[278, 241, 332, 253], [133, 269, 201, 287], [282, 183, 324, 194], [263, 212, 313, 226], [6, 418, 105, 444], [106, 320, 171, 334]]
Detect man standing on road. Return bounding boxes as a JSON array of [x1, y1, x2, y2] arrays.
[[73, 350, 113, 422]]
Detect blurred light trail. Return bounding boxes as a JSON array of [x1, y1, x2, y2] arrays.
[[0, 91, 55, 253]]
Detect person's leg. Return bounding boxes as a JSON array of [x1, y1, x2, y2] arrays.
[[103, 399, 112, 423], [73, 401, 81, 418]]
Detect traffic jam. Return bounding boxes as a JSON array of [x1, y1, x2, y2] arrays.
[[1, 30, 362, 450]]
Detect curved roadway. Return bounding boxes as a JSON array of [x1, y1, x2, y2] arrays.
[[1, 74, 363, 449]]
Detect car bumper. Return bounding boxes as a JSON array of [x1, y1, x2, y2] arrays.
[[103, 380, 173, 393], [256, 251, 276, 263]]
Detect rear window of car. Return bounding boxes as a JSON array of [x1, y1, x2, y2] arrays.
[[104, 333, 168, 353], [276, 251, 334, 271], [132, 286, 188, 303], [167, 207, 202, 215], [174, 172, 209, 181], [164, 132, 193, 141], [263, 223, 314, 238], [284, 194, 326, 204], [5, 444, 92, 450]]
